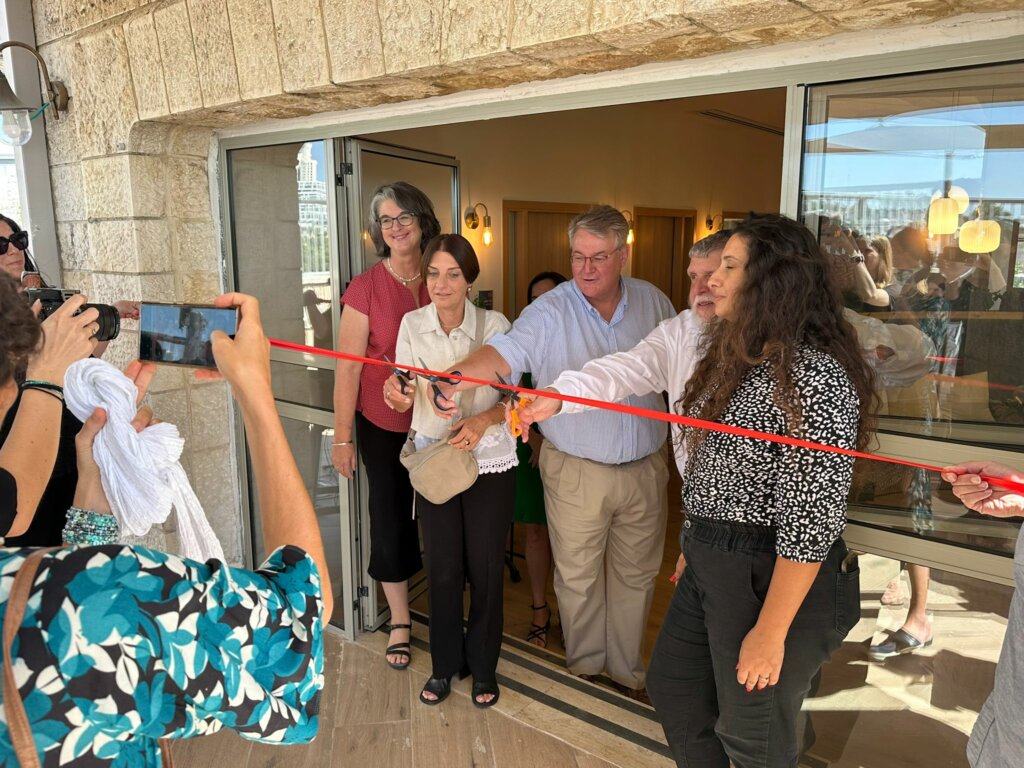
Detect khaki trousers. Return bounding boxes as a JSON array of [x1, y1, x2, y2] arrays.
[[539, 442, 669, 689]]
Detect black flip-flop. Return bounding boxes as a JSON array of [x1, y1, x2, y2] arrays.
[[868, 628, 933, 661]]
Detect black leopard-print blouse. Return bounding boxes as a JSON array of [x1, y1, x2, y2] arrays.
[[682, 346, 860, 563]]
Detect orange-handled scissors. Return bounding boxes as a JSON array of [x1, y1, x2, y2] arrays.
[[490, 373, 532, 439]]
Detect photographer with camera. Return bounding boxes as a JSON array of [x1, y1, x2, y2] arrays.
[[0, 272, 98, 538], [1, 288, 332, 765], [0, 213, 133, 546]]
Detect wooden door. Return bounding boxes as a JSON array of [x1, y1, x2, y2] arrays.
[[632, 207, 696, 311], [504, 200, 591, 317]]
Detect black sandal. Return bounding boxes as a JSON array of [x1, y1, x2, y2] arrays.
[[385, 623, 412, 671], [526, 602, 550, 648], [472, 680, 500, 709], [419, 665, 468, 706]]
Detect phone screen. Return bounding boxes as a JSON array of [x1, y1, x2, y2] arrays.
[[139, 303, 237, 369]]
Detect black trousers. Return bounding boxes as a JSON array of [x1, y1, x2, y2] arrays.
[[356, 412, 422, 582], [418, 468, 516, 682], [647, 518, 860, 768]]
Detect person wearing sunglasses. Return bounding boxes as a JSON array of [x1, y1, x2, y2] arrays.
[[0, 213, 138, 548], [0, 213, 34, 286]]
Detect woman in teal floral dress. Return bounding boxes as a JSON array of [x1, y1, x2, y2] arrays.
[[0, 289, 332, 766]]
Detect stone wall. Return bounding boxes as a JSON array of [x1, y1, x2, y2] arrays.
[[29, 0, 1024, 562]]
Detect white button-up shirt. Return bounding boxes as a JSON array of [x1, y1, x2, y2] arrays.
[[396, 300, 518, 474], [550, 309, 705, 475]]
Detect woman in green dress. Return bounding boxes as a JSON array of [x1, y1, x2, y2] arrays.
[[515, 271, 567, 647]]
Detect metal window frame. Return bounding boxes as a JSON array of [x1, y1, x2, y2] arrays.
[[217, 32, 1024, 593]]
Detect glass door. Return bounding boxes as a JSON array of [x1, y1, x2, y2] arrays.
[[225, 139, 356, 636], [340, 137, 460, 631]]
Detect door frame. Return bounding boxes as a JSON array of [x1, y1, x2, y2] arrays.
[[218, 32, 1024, 599]]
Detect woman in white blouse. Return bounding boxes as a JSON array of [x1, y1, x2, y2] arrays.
[[384, 233, 517, 709]]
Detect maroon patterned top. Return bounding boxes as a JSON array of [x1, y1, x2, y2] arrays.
[[341, 260, 429, 432]]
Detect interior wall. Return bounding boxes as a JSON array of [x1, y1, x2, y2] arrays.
[[369, 89, 785, 313]]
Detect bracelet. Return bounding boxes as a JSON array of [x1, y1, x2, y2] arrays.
[[333, 441, 353, 447], [22, 379, 63, 394], [63, 506, 120, 546], [21, 382, 64, 402]]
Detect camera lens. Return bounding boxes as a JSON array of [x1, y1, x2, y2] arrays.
[[82, 303, 121, 342]]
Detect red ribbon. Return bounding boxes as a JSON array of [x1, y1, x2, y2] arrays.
[[270, 338, 1024, 495]]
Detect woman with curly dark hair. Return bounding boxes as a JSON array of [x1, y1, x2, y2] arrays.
[[644, 214, 877, 768], [0, 272, 98, 536]]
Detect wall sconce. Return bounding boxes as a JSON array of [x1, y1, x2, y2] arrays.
[[464, 202, 492, 246], [705, 213, 723, 231], [620, 210, 634, 245], [0, 41, 70, 146]]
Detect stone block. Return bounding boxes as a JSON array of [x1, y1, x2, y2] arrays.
[[168, 126, 215, 158], [51, 163, 87, 222], [82, 155, 133, 218], [510, 0, 590, 48], [38, 41, 82, 167], [592, 18, 699, 49], [179, 271, 223, 302], [61, 270, 93, 296], [591, 0, 689, 32], [270, 0, 331, 90], [82, 154, 166, 218], [88, 220, 140, 272], [140, 273, 178, 303], [322, 0, 386, 83], [136, 220, 174, 271], [149, 364, 186, 394], [129, 154, 168, 217], [726, 14, 837, 46], [830, 0, 955, 30], [103, 328, 141, 372], [68, 27, 139, 156], [189, 440, 243, 564], [124, 9, 171, 119], [189, 384, 232, 449], [226, 0, 283, 99], [128, 121, 175, 155], [440, 0, 509, 65], [168, 158, 213, 219], [958, 0, 1024, 9], [379, 1, 444, 72], [516, 33, 611, 66], [90, 272, 142, 305], [151, 388, 192, 444], [638, 31, 740, 61], [681, 0, 812, 32], [57, 221, 91, 271], [154, 0, 204, 114], [188, 0, 241, 106], [174, 220, 221, 272]]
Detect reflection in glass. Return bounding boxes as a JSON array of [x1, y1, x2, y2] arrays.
[[806, 553, 1011, 767], [228, 140, 334, 352], [801, 63, 1023, 551], [249, 415, 344, 630]]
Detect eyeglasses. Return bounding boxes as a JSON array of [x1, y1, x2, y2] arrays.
[[569, 247, 620, 267], [0, 230, 29, 255], [377, 212, 416, 230]]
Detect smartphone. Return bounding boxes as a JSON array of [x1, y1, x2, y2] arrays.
[[139, 302, 237, 369]]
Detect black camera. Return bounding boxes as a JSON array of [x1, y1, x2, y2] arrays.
[[24, 288, 120, 342]]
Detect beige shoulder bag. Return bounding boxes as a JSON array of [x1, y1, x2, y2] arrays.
[[400, 306, 489, 505], [2, 547, 175, 767]]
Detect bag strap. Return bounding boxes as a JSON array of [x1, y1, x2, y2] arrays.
[[2, 546, 177, 767], [459, 306, 489, 416], [3, 546, 61, 768]]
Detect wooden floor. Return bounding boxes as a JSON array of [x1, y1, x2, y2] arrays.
[[173, 628, 653, 768]]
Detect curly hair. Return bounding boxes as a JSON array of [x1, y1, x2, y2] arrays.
[[0, 272, 42, 389], [677, 213, 878, 455]]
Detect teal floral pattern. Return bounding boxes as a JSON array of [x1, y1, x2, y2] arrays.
[[0, 544, 324, 767]]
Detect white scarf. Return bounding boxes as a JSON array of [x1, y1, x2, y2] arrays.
[[63, 358, 225, 563]]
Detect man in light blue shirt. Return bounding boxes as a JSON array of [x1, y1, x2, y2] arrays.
[[435, 206, 675, 698]]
